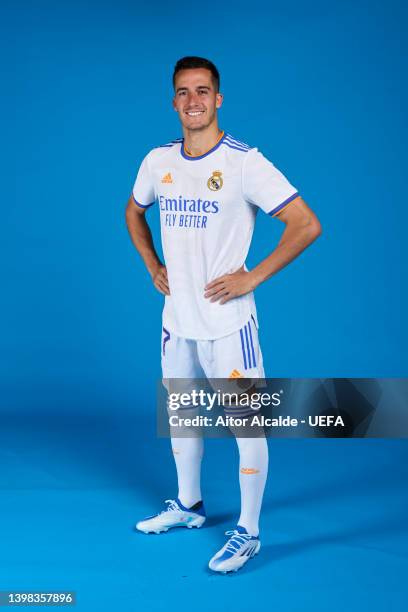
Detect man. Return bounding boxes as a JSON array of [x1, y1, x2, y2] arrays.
[[125, 56, 321, 573]]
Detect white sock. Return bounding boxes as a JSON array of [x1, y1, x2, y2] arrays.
[[234, 435, 268, 537], [171, 436, 204, 508]]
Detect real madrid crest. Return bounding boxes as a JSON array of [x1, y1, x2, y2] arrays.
[[207, 170, 223, 191]]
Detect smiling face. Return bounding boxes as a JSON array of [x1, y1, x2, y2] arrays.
[[173, 68, 223, 132]]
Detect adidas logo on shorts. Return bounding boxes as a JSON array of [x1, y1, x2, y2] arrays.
[[229, 369, 243, 379]]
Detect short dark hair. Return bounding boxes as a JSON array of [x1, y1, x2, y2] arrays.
[[173, 56, 220, 92]]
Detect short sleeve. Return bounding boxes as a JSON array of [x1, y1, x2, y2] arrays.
[[132, 152, 156, 209], [242, 148, 299, 216]]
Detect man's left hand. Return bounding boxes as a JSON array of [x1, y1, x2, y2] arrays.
[[204, 267, 257, 305]]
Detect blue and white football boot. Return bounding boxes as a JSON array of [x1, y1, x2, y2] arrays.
[[135, 498, 206, 534], [208, 525, 261, 573]]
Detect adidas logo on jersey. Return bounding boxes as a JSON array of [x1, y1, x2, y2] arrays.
[[229, 369, 243, 379], [161, 172, 173, 183]]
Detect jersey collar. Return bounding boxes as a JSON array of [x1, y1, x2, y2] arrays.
[[181, 130, 225, 161]]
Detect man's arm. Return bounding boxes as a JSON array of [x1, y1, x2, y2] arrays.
[[204, 196, 321, 304], [125, 197, 170, 296]]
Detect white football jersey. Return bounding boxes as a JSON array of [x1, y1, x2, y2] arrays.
[[132, 131, 299, 340]]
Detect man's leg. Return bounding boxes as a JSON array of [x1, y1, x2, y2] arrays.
[[135, 329, 206, 533], [207, 317, 268, 536], [233, 432, 268, 537], [202, 318, 268, 571], [162, 329, 206, 509], [171, 435, 204, 508]]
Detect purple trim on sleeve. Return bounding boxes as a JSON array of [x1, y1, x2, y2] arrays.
[[268, 191, 299, 216], [132, 194, 155, 209]]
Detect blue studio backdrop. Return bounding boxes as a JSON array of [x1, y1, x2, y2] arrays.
[[3, 0, 408, 610]]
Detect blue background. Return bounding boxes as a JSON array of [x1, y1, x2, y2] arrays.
[[2, 0, 407, 610]]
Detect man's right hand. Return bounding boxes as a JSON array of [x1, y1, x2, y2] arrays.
[[151, 264, 170, 296]]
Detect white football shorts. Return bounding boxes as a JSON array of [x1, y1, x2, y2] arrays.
[[161, 315, 265, 379]]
